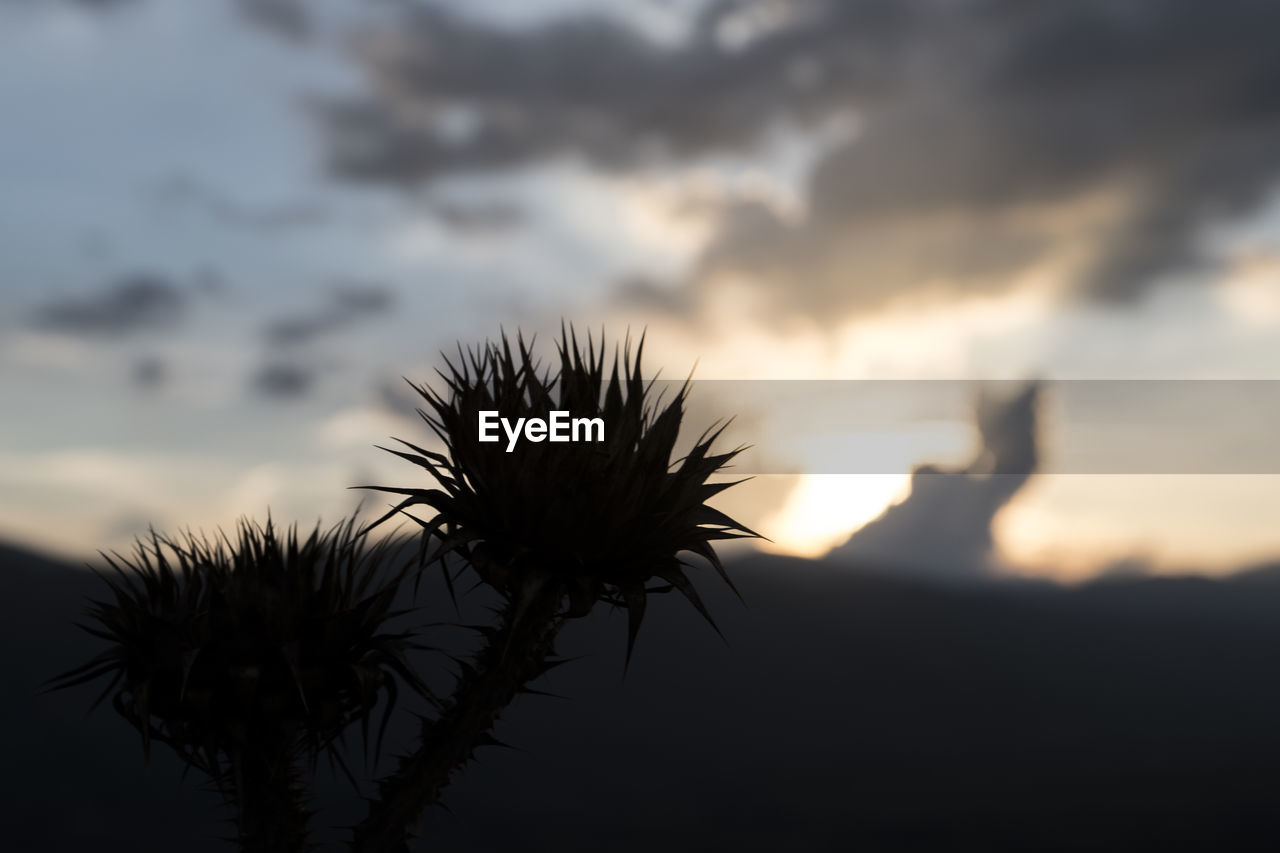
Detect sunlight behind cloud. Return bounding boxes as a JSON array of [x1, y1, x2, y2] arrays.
[[995, 475, 1280, 579], [1219, 252, 1280, 327], [0, 447, 363, 561], [763, 474, 909, 558]]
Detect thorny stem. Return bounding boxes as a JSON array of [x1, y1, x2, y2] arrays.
[[231, 732, 311, 853], [351, 575, 570, 852]]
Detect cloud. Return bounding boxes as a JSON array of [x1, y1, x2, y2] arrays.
[[696, 0, 1280, 316], [52, 0, 137, 7], [33, 274, 186, 336], [429, 200, 524, 235], [131, 356, 166, 390], [319, 0, 1280, 320], [614, 274, 696, 313], [376, 379, 424, 420], [251, 362, 314, 399], [234, 0, 310, 42], [317, 2, 864, 183], [828, 382, 1040, 579], [314, 406, 416, 450], [0, 0, 137, 11], [250, 285, 395, 400], [152, 176, 329, 232], [263, 283, 395, 346]]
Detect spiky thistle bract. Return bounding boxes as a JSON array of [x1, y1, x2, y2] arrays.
[[349, 327, 760, 851], [363, 326, 760, 660], [47, 516, 432, 851]]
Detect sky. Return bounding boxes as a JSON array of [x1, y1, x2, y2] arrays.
[[3, 0, 1280, 579]]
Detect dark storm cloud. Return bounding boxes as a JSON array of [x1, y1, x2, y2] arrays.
[[709, 0, 1280, 313], [317, 0, 901, 183], [321, 0, 1280, 317], [33, 274, 185, 336], [829, 383, 1040, 579], [263, 283, 395, 346]]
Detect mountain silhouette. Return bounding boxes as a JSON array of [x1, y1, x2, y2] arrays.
[[7, 537, 1280, 851]]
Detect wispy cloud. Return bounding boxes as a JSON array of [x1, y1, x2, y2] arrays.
[[32, 273, 186, 336], [250, 361, 314, 399], [262, 283, 395, 347], [234, 0, 309, 42], [151, 176, 330, 232]]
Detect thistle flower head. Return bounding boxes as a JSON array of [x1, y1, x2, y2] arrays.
[[47, 516, 431, 785], [363, 326, 759, 660]]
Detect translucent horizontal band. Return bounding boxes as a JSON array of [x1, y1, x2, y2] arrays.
[[645, 379, 1280, 475]]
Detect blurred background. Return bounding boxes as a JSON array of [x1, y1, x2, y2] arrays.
[[8, 2, 1280, 850], [4, 0, 1280, 581]]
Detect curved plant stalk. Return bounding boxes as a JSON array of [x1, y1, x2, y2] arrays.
[[352, 575, 564, 853], [352, 327, 760, 849]]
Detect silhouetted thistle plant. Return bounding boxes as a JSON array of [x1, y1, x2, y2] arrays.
[[46, 517, 431, 853], [50, 326, 759, 851], [351, 327, 759, 851]]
